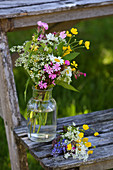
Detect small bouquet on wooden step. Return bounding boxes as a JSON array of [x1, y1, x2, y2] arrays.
[[52, 122, 99, 161]]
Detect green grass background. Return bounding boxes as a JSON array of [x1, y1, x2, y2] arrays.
[[1, 16, 113, 169]]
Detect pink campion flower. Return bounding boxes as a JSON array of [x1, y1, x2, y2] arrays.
[[75, 74, 77, 79], [79, 72, 86, 77], [59, 31, 67, 39], [65, 60, 70, 65], [43, 82, 47, 89], [49, 74, 56, 79], [72, 147, 76, 150], [54, 32, 57, 35], [37, 34, 44, 41], [84, 73, 86, 77], [37, 21, 48, 30], [50, 61, 53, 66], [74, 71, 86, 79], [52, 80, 56, 85], [37, 21, 43, 27], [42, 22, 48, 30], [52, 63, 61, 71], [43, 64, 53, 74], [38, 81, 47, 89]]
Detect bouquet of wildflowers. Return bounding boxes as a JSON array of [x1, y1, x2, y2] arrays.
[[52, 123, 99, 161], [10, 21, 89, 91]]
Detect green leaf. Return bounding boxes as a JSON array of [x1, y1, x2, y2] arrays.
[[41, 43, 46, 49], [24, 41, 32, 53], [24, 77, 30, 102], [55, 80, 79, 92], [57, 42, 65, 56], [63, 52, 80, 60]]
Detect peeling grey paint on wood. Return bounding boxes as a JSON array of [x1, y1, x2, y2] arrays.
[[0, 98, 3, 118], [0, 32, 28, 170], [0, 0, 113, 32]]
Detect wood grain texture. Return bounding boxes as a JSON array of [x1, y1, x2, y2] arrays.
[[0, 0, 113, 31], [0, 98, 3, 118], [14, 108, 113, 169], [0, 32, 28, 170]]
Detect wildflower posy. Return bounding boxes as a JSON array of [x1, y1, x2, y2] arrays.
[[10, 21, 90, 91], [52, 122, 98, 161]]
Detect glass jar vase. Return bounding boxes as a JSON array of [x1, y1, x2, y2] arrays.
[[27, 87, 57, 142]]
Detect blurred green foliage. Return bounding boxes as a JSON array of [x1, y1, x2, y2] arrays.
[[1, 16, 113, 169]]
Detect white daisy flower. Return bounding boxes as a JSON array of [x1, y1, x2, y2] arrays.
[[51, 56, 64, 65]]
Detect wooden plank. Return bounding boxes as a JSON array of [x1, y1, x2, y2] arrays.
[[57, 109, 113, 129], [40, 143, 113, 169], [0, 31, 28, 170], [14, 109, 113, 161], [20, 130, 113, 159], [0, 0, 113, 31], [80, 159, 113, 170], [0, 0, 113, 18], [13, 109, 113, 169], [0, 97, 3, 118]]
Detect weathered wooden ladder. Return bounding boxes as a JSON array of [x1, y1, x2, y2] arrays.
[[0, 1, 113, 170]]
